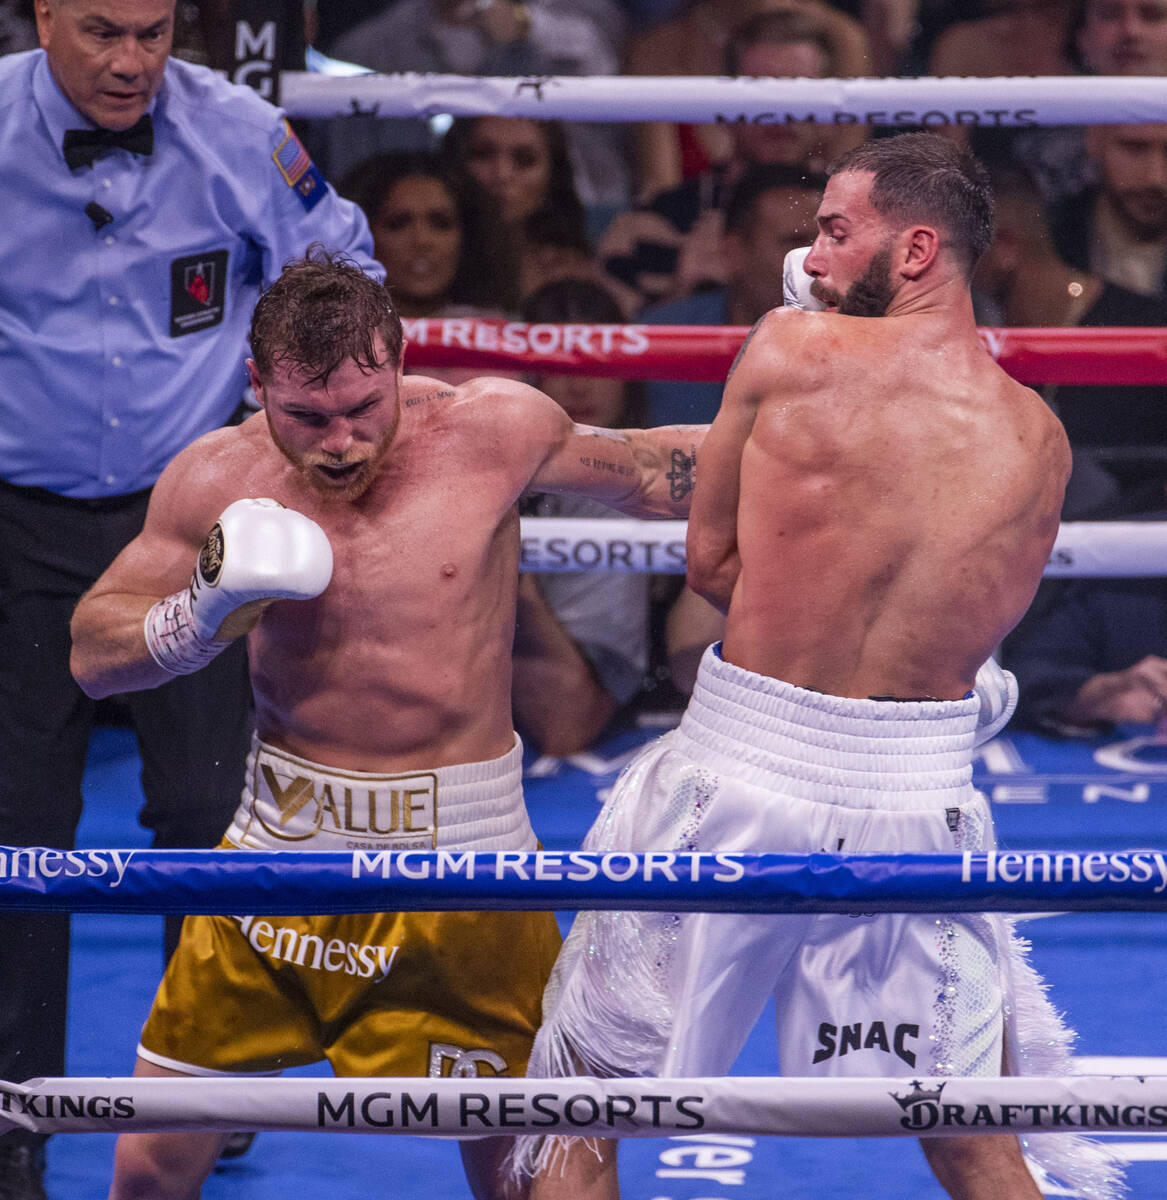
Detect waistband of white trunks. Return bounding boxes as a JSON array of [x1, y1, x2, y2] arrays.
[[673, 643, 979, 810], [226, 734, 534, 852]]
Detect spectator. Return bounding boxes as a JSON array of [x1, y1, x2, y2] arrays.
[[641, 163, 823, 424], [1073, 0, 1167, 75], [1004, 495, 1167, 733], [623, 0, 871, 202], [328, 0, 632, 207], [1028, 0, 1167, 205], [1052, 123, 1167, 301], [974, 166, 1167, 460], [441, 115, 619, 302], [340, 148, 520, 319], [514, 279, 652, 754], [604, 7, 868, 311], [341, 149, 524, 384], [0, 2, 380, 1195], [928, 0, 1076, 77], [931, 0, 1167, 208]]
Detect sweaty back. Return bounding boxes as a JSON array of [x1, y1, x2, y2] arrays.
[[723, 311, 1069, 700]]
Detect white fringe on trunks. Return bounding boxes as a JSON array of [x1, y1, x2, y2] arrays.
[[512, 646, 1124, 1198]]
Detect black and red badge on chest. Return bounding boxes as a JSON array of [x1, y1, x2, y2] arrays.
[[170, 249, 228, 337]]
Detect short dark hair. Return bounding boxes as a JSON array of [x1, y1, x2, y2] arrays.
[[724, 163, 827, 234], [725, 8, 838, 75], [249, 246, 403, 386], [827, 132, 995, 275]]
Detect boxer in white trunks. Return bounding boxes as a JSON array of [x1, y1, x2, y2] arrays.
[[68, 249, 703, 1200], [519, 134, 1120, 1200]]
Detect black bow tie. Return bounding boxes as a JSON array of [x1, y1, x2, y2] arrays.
[[62, 114, 154, 170]]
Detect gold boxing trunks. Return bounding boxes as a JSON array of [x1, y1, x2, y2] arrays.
[[138, 736, 561, 1079]]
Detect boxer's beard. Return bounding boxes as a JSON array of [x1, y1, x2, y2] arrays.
[[837, 244, 896, 317], [267, 419, 392, 501]]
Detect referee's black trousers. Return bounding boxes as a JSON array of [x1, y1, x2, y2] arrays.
[[0, 480, 252, 1147]]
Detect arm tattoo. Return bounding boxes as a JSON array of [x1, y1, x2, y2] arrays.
[[726, 316, 766, 383], [579, 455, 635, 478], [667, 444, 697, 502]]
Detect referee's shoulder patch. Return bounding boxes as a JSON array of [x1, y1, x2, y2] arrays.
[[271, 119, 325, 212]]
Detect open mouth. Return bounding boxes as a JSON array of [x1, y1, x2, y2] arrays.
[[316, 461, 363, 484]]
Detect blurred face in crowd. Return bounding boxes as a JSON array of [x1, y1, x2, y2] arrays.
[[462, 117, 551, 226], [731, 40, 833, 166], [804, 170, 901, 317], [1090, 123, 1167, 238], [371, 174, 462, 316], [36, 0, 174, 130], [1078, 0, 1167, 73], [537, 374, 626, 429], [727, 185, 820, 316]]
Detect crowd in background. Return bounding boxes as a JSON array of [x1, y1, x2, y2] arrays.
[[7, 0, 1167, 747], [311, 0, 1167, 744], [2, 4, 1166, 1195], [92, 0, 1167, 742]]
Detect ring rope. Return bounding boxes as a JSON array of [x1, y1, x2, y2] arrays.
[[402, 319, 1167, 386], [2, 848, 1165, 915], [518, 518, 1164, 578], [281, 71, 1167, 127], [1, 1072, 1163, 1138]]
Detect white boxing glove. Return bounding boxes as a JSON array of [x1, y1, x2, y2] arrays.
[[144, 498, 333, 676], [783, 245, 826, 311], [973, 656, 1018, 747]]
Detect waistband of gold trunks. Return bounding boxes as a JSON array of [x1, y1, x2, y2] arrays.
[[225, 734, 534, 852]]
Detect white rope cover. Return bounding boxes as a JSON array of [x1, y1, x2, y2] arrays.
[[519, 518, 1167, 576], [3, 1073, 1165, 1137], [282, 71, 1167, 125]]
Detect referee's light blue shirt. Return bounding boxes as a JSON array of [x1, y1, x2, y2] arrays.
[[0, 50, 384, 498]]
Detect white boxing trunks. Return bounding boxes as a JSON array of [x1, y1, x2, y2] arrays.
[[522, 646, 1118, 1196]]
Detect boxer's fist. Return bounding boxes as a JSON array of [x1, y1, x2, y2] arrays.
[[145, 499, 332, 676], [973, 656, 1018, 746], [783, 246, 825, 311], [190, 498, 333, 642]]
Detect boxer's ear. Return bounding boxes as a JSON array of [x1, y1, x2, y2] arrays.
[[246, 358, 266, 405], [900, 224, 940, 279]]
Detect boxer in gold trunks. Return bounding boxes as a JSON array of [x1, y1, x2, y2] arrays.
[[69, 248, 703, 1199]]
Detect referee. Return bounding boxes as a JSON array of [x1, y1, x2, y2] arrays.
[[0, 3, 383, 1195]]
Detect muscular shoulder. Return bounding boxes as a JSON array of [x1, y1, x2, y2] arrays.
[[730, 308, 834, 395], [406, 373, 565, 435], [1009, 378, 1072, 476], [149, 419, 274, 538]]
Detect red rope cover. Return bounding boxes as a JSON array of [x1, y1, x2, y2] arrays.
[[400, 319, 1167, 385]]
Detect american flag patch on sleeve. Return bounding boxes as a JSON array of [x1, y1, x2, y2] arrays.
[[271, 119, 326, 212]]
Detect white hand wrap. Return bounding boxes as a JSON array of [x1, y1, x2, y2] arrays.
[[144, 498, 334, 676], [973, 656, 1018, 747], [782, 246, 825, 311]]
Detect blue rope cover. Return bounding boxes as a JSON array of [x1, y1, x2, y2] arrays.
[[0, 848, 1164, 915]]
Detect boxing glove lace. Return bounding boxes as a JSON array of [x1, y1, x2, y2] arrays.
[[144, 498, 333, 676]]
